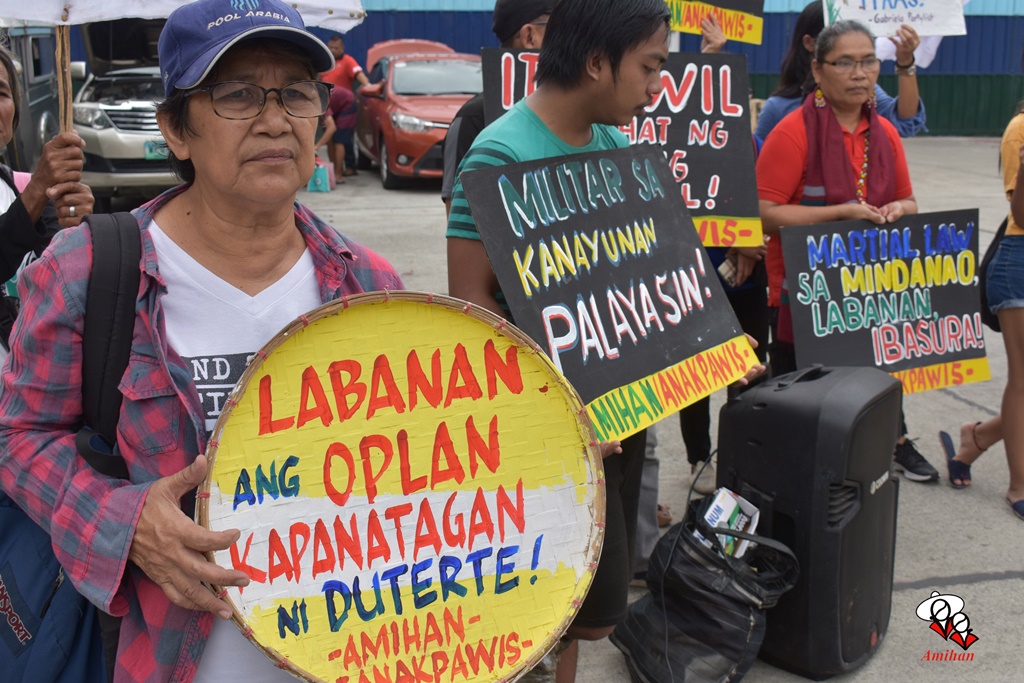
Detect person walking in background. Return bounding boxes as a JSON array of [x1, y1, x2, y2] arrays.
[[755, 1, 926, 141], [757, 19, 940, 484], [321, 33, 369, 177], [326, 82, 358, 182], [940, 110, 1024, 519]]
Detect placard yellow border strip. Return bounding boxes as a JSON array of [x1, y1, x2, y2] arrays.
[[668, 1, 765, 46], [890, 357, 990, 395], [696, 216, 764, 248], [586, 335, 758, 442]]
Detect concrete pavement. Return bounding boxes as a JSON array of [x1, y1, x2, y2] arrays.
[[299, 136, 1020, 683]]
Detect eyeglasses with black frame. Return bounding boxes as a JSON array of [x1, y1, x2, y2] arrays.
[[186, 80, 334, 120], [821, 58, 881, 74]]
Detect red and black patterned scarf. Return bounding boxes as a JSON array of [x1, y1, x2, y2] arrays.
[[800, 90, 896, 207], [776, 91, 899, 344]]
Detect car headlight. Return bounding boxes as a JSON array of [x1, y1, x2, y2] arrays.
[[73, 105, 112, 130], [391, 112, 436, 133]]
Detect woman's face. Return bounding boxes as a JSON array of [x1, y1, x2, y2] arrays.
[[162, 46, 318, 209], [0, 66, 16, 149], [811, 32, 879, 111]]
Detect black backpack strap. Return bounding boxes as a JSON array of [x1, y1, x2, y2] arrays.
[[74, 212, 141, 480]]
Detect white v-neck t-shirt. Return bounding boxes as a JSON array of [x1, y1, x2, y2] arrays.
[[149, 222, 320, 681]]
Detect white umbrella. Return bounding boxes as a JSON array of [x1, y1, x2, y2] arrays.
[[0, 1, 366, 28], [0, 1, 366, 130]]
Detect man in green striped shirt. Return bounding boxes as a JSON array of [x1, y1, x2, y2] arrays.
[[446, 1, 671, 680]]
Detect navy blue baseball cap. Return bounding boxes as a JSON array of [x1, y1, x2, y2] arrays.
[[158, 0, 335, 95]]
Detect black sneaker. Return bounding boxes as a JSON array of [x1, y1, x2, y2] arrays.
[[894, 439, 940, 482]]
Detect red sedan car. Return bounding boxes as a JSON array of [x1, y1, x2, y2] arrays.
[[355, 40, 482, 189]]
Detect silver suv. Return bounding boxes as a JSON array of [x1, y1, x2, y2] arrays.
[[71, 19, 176, 210], [73, 65, 177, 211]]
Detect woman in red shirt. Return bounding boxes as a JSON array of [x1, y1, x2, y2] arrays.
[[757, 20, 939, 483]]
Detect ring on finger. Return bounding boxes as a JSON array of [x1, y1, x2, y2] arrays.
[[69, 205, 76, 217]]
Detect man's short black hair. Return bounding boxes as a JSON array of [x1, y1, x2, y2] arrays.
[[535, 0, 670, 89]]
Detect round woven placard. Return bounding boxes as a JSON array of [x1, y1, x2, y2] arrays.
[[198, 291, 604, 682]]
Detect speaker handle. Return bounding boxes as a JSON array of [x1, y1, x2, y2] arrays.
[[773, 364, 826, 390]]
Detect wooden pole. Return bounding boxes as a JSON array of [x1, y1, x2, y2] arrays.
[[56, 23, 71, 133]]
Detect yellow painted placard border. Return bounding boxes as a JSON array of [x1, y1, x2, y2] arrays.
[[668, 1, 765, 46], [696, 216, 764, 248], [890, 356, 990, 394], [586, 334, 758, 442]]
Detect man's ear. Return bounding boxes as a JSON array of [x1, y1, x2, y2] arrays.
[[157, 110, 192, 162], [522, 24, 542, 50], [585, 50, 605, 82]]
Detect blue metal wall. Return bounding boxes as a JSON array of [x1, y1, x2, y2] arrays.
[[64, 2, 1021, 134], [309, 12, 498, 64], [325, 3, 1022, 135], [330, 11, 1024, 78]]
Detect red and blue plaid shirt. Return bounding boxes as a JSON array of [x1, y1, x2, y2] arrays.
[[0, 185, 403, 682]]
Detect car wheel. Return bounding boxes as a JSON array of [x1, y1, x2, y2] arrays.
[[379, 138, 402, 190]]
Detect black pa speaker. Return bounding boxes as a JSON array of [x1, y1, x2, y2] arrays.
[[717, 366, 902, 679]]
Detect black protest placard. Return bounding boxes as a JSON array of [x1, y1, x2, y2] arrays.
[[481, 50, 762, 248], [461, 145, 759, 442], [780, 209, 991, 394], [628, 52, 762, 248], [482, 48, 537, 126], [668, 1, 765, 45]]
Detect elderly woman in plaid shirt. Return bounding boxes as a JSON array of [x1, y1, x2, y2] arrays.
[[0, 1, 402, 681]]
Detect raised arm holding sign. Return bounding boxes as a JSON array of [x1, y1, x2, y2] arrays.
[[668, 0, 766, 45]]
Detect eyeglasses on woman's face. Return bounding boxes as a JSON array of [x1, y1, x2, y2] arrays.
[[187, 80, 333, 120], [821, 58, 881, 75]]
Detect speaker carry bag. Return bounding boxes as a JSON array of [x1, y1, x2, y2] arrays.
[[611, 495, 799, 683]]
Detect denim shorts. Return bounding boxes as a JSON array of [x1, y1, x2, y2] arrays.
[[987, 234, 1024, 312]]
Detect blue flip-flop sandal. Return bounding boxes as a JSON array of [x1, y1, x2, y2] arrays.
[[939, 430, 971, 489], [1008, 498, 1024, 521]]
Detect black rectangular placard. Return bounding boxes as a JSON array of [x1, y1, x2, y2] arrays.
[[481, 50, 762, 248], [461, 145, 758, 441], [780, 209, 991, 394]]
